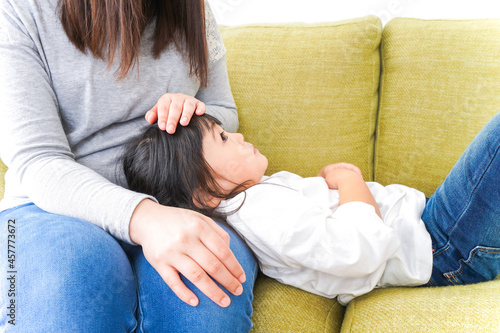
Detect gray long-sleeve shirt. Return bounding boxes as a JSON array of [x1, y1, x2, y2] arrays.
[[0, 0, 237, 243]]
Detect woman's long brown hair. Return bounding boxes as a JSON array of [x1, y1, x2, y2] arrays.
[[59, 0, 208, 85]]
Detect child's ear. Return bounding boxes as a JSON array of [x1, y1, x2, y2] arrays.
[[193, 189, 222, 209]]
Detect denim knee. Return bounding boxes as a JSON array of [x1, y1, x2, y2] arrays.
[[124, 221, 258, 333], [0, 204, 137, 332]]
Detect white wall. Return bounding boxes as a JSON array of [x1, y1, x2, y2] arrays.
[[208, 0, 500, 26]]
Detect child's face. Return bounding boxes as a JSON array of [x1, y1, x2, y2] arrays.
[[203, 123, 268, 194]]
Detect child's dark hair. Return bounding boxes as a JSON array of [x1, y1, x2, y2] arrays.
[[123, 114, 242, 221]]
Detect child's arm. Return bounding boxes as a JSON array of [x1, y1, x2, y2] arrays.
[[322, 165, 382, 219]]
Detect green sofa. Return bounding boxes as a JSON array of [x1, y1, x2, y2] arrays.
[[1, 15, 499, 333]]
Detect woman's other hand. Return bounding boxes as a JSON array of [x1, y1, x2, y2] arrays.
[[145, 93, 206, 134], [129, 199, 246, 307]]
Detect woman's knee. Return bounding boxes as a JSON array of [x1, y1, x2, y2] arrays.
[[127, 222, 258, 332], [220, 222, 258, 299], [216, 223, 258, 330], [1, 204, 137, 332]]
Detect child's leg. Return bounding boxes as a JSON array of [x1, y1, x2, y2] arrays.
[[422, 112, 500, 286]]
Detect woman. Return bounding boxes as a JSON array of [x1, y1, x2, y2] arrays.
[[0, 0, 257, 331]]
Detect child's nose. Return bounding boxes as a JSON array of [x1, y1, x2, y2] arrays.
[[234, 133, 245, 143]]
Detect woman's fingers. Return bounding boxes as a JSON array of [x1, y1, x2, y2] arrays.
[[194, 100, 206, 116], [145, 104, 158, 124], [201, 224, 246, 284], [195, 216, 246, 288], [176, 219, 245, 307], [197, 238, 245, 291], [179, 99, 197, 126], [178, 253, 235, 307], [157, 246, 241, 307], [199, 216, 246, 284], [166, 99, 183, 133], [203, 216, 231, 245], [167, 98, 206, 133], [145, 93, 207, 133], [158, 265, 200, 307], [157, 256, 233, 308]]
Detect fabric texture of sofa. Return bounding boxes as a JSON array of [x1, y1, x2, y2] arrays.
[[1, 15, 499, 333]]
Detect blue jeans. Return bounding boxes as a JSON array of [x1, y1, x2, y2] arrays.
[[422, 111, 500, 286], [0, 204, 257, 332]]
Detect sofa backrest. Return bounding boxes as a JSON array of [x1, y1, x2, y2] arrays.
[[375, 18, 500, 196], [220, 16, 382, 180]]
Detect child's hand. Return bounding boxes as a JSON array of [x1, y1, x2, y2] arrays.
[[318, 163, 363, 179], [323, 167, 363, 190], [145, 93, 206, 134], [320, 164, 382, 218]]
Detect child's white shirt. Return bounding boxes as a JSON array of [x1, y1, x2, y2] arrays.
[[217, 171, 433, 305]]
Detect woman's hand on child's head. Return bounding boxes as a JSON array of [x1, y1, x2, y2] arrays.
[[145, 93, 206, 134], [318, 163, 363, 179], [129, 199, 246, 308]]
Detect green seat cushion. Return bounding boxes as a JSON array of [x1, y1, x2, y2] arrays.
[[341, 280, 500, 332], [221, 16, 382, 180], [375, 18, 500, 196], [251, 273, 345, 333]]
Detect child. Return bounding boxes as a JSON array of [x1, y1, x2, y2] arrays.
[[123, 113, 500, 305]]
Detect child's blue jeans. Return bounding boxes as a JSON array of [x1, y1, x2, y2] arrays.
[[0, 203, 257, 332], [422, 111, 500, 286]]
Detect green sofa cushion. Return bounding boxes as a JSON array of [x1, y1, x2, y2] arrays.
[[341, 280, 500, 332], [220, 16, 382, 180], [251, 273, 345, 332], [375, 18, 500, 196]]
